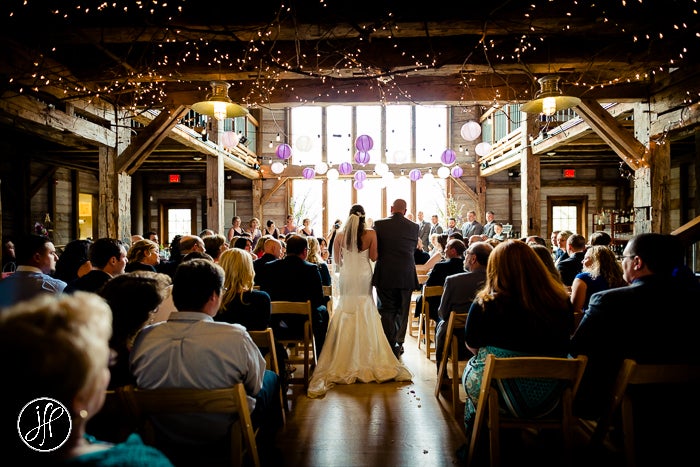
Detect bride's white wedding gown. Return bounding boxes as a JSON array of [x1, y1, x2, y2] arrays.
[[307, 247, 413, 398]]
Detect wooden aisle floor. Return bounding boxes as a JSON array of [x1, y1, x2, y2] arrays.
[[275, 329, 469, 467], [274, 327, 626, 467]]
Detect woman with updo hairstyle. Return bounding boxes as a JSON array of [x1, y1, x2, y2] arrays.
[[54, 238, 93, 283], [125, 239, 160, 272]]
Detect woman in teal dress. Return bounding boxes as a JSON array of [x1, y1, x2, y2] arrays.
[[0, 292, 173, 466]]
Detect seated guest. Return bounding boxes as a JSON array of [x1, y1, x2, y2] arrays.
[[253, 237, 283, 281], [0, 292, 173, 465], [414, 238, 467, 323], [64, 237, 127, 294], [0, 233, 66, 308], [556, 233, 587, 286], [306, 236, 332, 286], [414, 238, 431, 265], [125, 239, 160, 272], [203, 233, 228, 262], [416, 232, 448, 275], [434, 241, 492, 368], [570, 245, 626, 314], [530, 244, 563, 283], [491, 222, 507, 241], [458, 240, 573, 456], [54, 238, 92, 283], [554, 230, 573, 264], [130, 259, 282, 464], [524, 235, 547, 246], [588, 231, 612, 247], [256, 234, 329, 355]]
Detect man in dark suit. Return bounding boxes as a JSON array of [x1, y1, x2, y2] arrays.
[[570, 234, 700, 464], [64, 237, 127, 294], [253, 237, 282, 282], [434, 241, 493, 368], [372, 198, 420, 357], [556, 233, 586, 286], [256, 234, 329, 354], [414, 238, 467, 324], [416, 211, 431, 252]]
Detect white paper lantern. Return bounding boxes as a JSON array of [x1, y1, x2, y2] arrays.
[[382, 171, 395, 182], [326, 168, 339, 180], [475, 142, 492, 157], [460, 121, 482, 141], [391, 150, 408, 163], [423, 170, 435, 181], [221, 131, 240, 148], [374, 162, 389, 175], [270, 161, 285, 174], [437, 166, 451, 179], [295, 135, 313, 152], [315, 162, 329, 174]]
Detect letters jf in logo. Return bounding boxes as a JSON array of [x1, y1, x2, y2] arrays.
[[17, 397, 72, 452]]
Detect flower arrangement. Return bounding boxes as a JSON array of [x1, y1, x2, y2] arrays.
[[33, 213, 52, 238]]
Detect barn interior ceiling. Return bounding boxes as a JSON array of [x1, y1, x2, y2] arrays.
[[0, 0, 698, 174]]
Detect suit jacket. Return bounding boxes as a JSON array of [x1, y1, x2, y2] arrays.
[[437, 268, 487, 321], [253, 253, 278, 282], [429, 223, 443, 236], [421, 257, 465, 319], [64, 270, 112, 294], [418, 220, 431, 252], [570, 275, 700, 418], [372, 213, 419, 290], [556, 251, 585, 286], [482, 221, 496, 238], [256, 256, 325, 311], [461, 221, 484, 238]]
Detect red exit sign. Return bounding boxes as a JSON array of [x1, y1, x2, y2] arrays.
[[169, 174, 181, 183], [563, 169, 576, 178]]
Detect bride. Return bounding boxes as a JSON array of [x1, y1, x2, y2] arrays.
[[307, 204, 412, 398]]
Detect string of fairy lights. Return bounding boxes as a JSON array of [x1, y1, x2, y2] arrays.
[[3, 0, 698, 117]]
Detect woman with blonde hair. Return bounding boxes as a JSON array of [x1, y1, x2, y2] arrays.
[[459, 240, 574, 451], [125, 239, 160, 272], [306, 236, 331, 286], [570, 245, 626, 314]]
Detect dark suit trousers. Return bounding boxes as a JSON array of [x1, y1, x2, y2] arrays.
[[376, 287, 414, 348]]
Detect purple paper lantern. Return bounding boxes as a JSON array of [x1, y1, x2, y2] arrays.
[[302, 167, 316, 179], [353, 180, 364, 190], [409, 169, 422, 181], [354, 150, 371, 166], [338, 161, 353, 175], [275, 143, 292, 160], [355, 134, 374, 152], [354, 170, 367, 182], [441, 148, 457, 166], [451, 165, 464, 178]]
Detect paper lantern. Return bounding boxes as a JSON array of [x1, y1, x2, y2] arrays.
[[295, 135, 313, 152], [275, 143, 292, 160], [221, 131, 240, 148], [460, 121, 482, 141], [354, 150, 370, 166], [338, 161, 353, 175], [302, 167, 315, 179], [441, 148, 457, 166], [326, 168, 339, 180], [354, 170, 367, 182], [314, 162, 328, 175], [451, 165, 464, 178], [353, 180, 364, 190], [270, 161, 285, 174], [382, 171, 395, 181], [437, 166, 451, 179], [408, 169, 422, 181], [475, 142, 492, 157], [374, 162, 389, 176], [391, 150, 408, 163], [423, 170, 435, 181], [355, 134, 374, 152]]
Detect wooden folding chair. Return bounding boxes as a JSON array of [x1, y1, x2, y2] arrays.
[[247, 328, 286, 425], [587, 359, 700, 467], [118, 383, 260, 467], [270, 300, 316, 390], [467, 354, 588, 467], [417, 285, 443, 360], [434, 311, 469, 417]]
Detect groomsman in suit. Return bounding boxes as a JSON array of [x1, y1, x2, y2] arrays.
[[429, 215, 443, 251], [482, 211, 496, 238], [417, 211, 431, 252], [445, 217, 459, 236], [461, 210, 484, 238], [372, 199, 420, 357]]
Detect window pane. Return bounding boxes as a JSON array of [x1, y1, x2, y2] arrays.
[[291, 106, 322, 165], [168, 209, 191, 240], [356, 178, 384, 225], [415, 105, 448, 164], [385, 105, 412, 164], [327, 105, 353, 165], [327, 179, 352, 231], [553, 206, 577, 232], [356, 106, 382, 165], [416, 177, 446, 220], [385, 176, 411, 214], [291, 179, 323, 234]]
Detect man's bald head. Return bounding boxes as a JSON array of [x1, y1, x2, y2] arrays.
[[263, 238, 282, 258], [391, 198, 407, 214]]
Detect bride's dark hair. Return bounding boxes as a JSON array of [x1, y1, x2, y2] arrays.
[[344, 204, 366, 252]]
